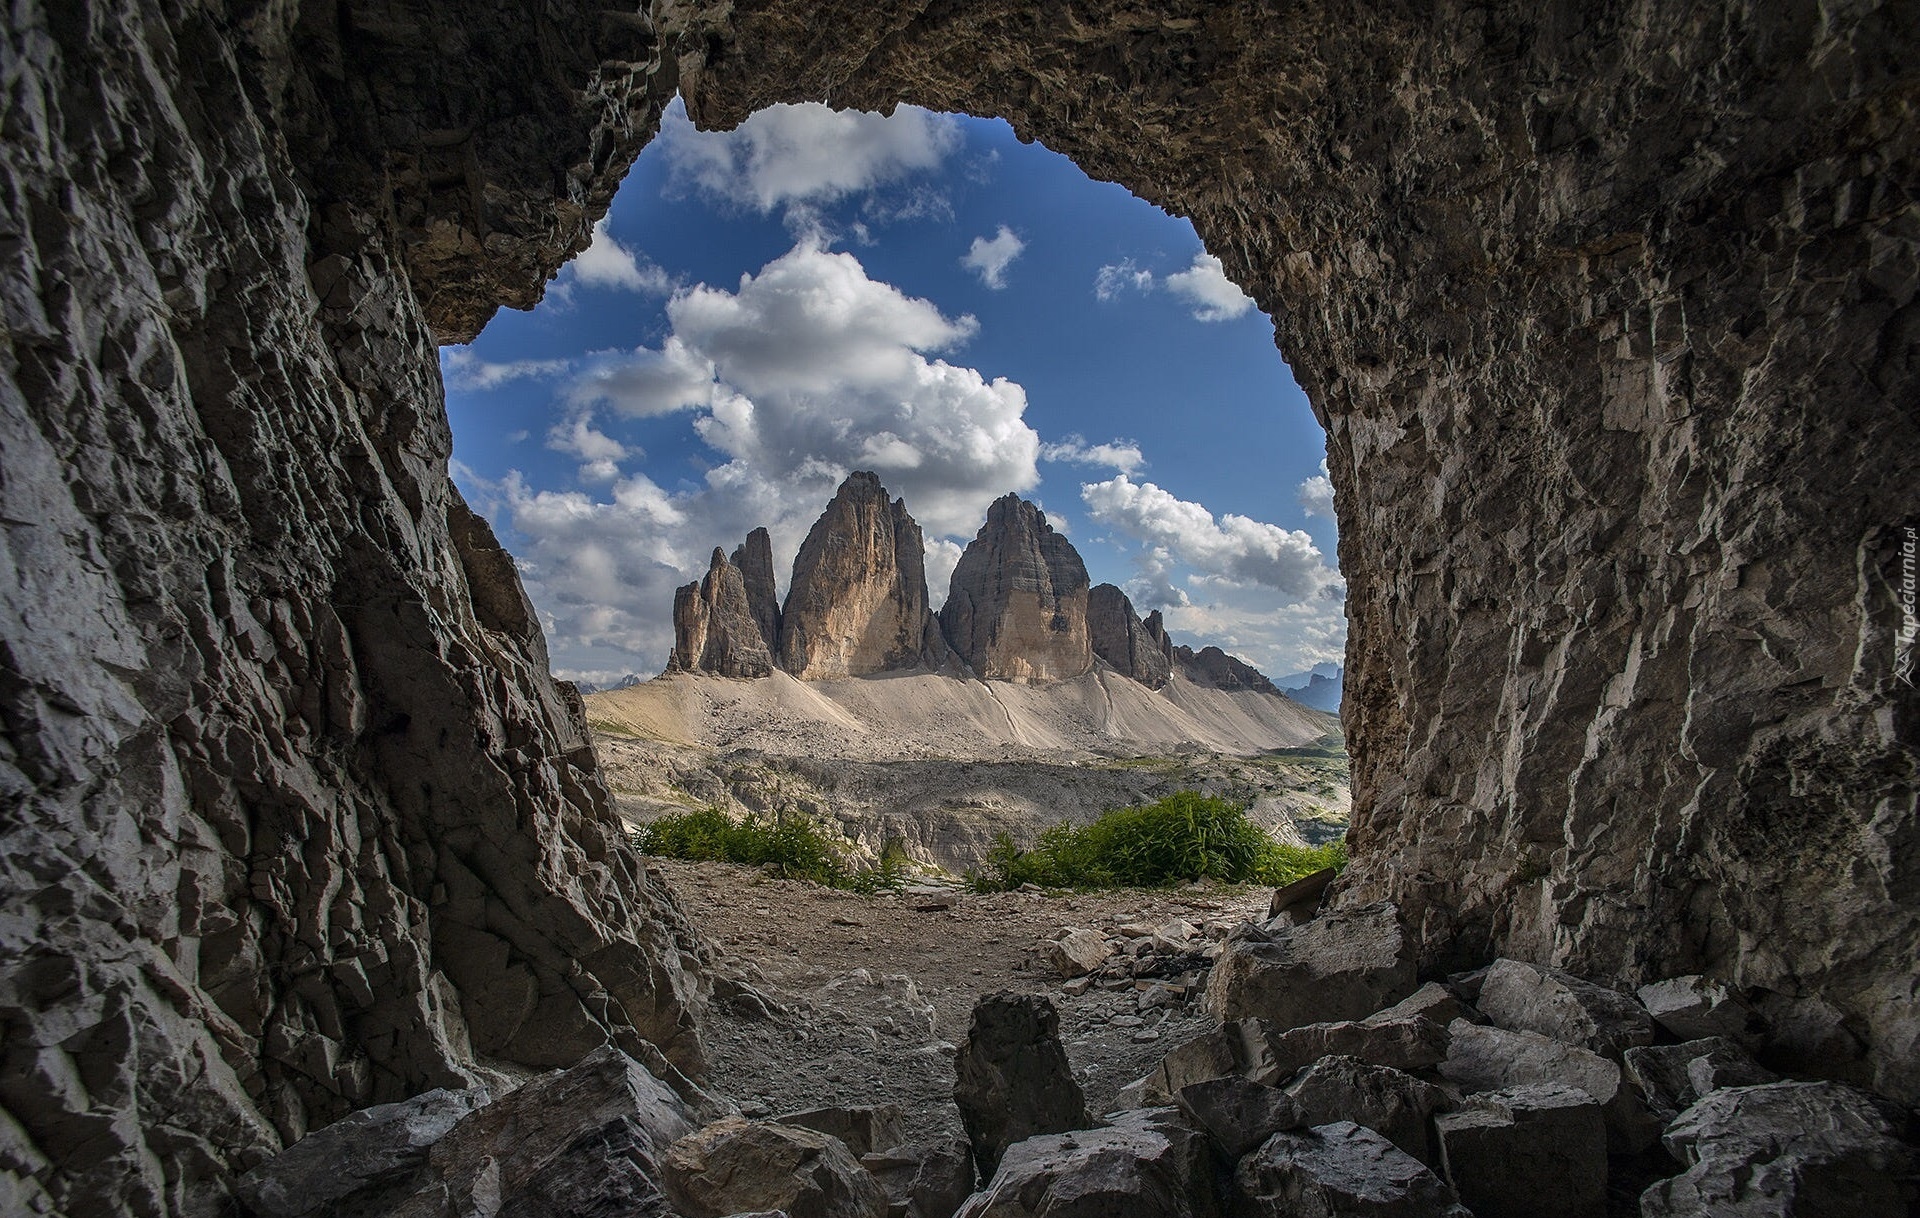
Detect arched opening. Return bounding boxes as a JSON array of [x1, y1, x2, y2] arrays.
[[3, 2, 1913, 1211]]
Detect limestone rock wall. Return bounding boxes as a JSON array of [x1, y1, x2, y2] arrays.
[[731, 527, 783, 654], [941, 495, 1094, 684], [1088, 583, 1173, 689], [0, 1, 705, 1213], [669, 548, 776, 678], [679, 0, 1919, 1100], [780, 472, 945, 679]]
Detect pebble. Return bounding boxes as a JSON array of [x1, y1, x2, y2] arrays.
[[1109, 1014, 1144, 1028], [1131, 1030, 1163, 1043]]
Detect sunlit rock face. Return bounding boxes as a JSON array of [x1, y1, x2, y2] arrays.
[[779, 472, 947, 679], [942, 495, 1094, 684], [2, 0, 1915, 1213]]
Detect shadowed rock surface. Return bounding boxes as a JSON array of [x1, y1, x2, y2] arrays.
[[4, 0, 1917, 1213], [670, 548, 778, 678], [1088, 584, 1173, 689], [1174, 646, 1283, 695], [952, 993, 1089, 1182], [941, 495, 1093, 684], [732, 528, 783, 655]]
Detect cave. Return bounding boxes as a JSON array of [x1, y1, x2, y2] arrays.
[[1, 1, 1914, 1213]]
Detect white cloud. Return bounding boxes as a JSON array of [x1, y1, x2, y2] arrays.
[[441, 349, 572, 391], [1094, 259, 1154, 302], [924, 538, 964, 610], [662, 100, 961, 214], [1041, 435, 1145, 475], [567, 337, 717, 418], [1297, 459, 1335, 519], [962, 226, 1026, 289], [1164, 252, 1255, 322], [1080, 475, 1340, 604], [570, 219, 672, 293], [495, 241, 1048, 672]]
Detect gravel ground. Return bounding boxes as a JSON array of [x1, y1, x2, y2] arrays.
[[653, 857, 1270, 1144]]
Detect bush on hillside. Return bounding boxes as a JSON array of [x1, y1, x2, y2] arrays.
[[636, 807, 906, 893], [967, 791, 1347, 892]]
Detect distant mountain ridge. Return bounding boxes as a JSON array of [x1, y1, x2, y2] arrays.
[[667, 471, 1297, 699], [1276, 664, 1344, 714]]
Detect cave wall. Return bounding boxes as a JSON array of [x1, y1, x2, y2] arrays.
[[672, 0, 1917, 1100], [0, 3, 704, 1213], [0, 0, 1915, 1213]]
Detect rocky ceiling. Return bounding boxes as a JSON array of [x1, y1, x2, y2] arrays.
[[1, 0, 1914, 1213]]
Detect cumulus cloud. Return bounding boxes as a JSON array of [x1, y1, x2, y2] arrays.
[[1164, 252, 1256, 322], [962, 226, 1026, 289], [441, 349, 572, 391], [492, 241, 1048, 673], [1080, 475, 1340, 604], [662, 100, 961, 215], [924, 538, 965, 610], [1041, 435, 1145, 475], [570, 219, 673, 293], [1296, 459, 1335, 519], [1094, 259, 1154, 302]]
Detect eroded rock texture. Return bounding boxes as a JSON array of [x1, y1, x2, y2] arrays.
[[941, 495, 1093, 684], [669, 548, 777, 678], [780, 472, 946, 679], [1089, 584, 1173, 689], [1, 2, 705, 1213], [672, 0, 1920, 1100], [5, 0, 1918, 1213]]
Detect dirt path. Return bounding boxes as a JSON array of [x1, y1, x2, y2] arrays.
[[653, 858, 1270, 1145]]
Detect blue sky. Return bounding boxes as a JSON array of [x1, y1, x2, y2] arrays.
[[444, 101, 1345, 684]]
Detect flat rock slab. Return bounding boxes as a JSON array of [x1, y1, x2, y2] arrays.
[[1642, 1081, 1919, 1217], [237, 1086, 494, 1218], [1285, 1056, 1448, 1164], [1439, 1020, 1656, 1153], [1235, 1121, 1470, 1217], [1475, 958, 1653, 1060], [1433, 1083, 1605, 1218], [1248, 1016, 1450, 1087], [1635, 976, 1762, 1045], [1205, 902, 1415, 1030], [1623, 1038, 1776, 1123], [775, 1105, 907, 1158], [663, 1117, 888, 1218], [953, 1108, 1214, 1218], [860, 1135, 974, 1218]]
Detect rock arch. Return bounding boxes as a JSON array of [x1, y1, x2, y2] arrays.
[[1, 0, 1914, 1212]]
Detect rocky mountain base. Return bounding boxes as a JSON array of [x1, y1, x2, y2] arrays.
[[237, 877, 1919, 1217]]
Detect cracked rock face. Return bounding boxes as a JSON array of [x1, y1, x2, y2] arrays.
[[941, 495, 1093, 684], [781, 473, 945, 679], [670, 547, 777, 678], [1089, 584, 1173, 689], [4, 0, 1917, 1213]]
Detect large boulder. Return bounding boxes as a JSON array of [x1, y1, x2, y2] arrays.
[[1173, 1076, 1304, 1160], [1438, 1021, 1656, 1153], [1087, 583, 1172, 688], [1204, 903, 1416, 1029], [663, 1117, 889, 1218], [237, 1047, 694, 1218], [953, 1108, 1216, 1218], [781, 472, 947, 679], [1043, 929, 1112, 978], [1641, 1082, 1919, 1217], [1432, 1084, 1606, 1218], [1474, 958, 1654, 1061], [953, 993, 1090, 1180], [1248, 1017, 1451, 1087], [940, 494, 1092, 683], [670, 547, 778, 677], [236, 1087, 494, 1218], [1635, 976, 1763, 1045], [1233, 1121, 1470, 1217], [1370, 983, 1481, 1028], [1284, 1056, 1448, 1165]]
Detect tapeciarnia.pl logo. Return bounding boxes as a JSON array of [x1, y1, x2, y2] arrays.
[[1898, 526, 1916, 687]]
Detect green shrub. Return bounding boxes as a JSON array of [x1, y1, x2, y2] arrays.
[[967, 791, 1349, 892], [637, 808, 906, 892]]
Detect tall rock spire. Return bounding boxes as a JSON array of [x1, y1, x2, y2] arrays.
[[667, 548, 776, 677], [779, 472, 944, 679], [1088, 583, 1173, 688], [939, 494, 1093, 683], [730, 527, 781, 654]]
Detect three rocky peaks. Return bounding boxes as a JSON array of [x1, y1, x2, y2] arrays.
[[668, 471, 1284, 695]]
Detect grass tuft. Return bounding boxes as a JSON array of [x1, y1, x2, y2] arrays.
[[965, 790, 1347, 892]]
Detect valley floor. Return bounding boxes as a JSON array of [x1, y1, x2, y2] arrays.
[[653, 857, 1270, 1144]]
